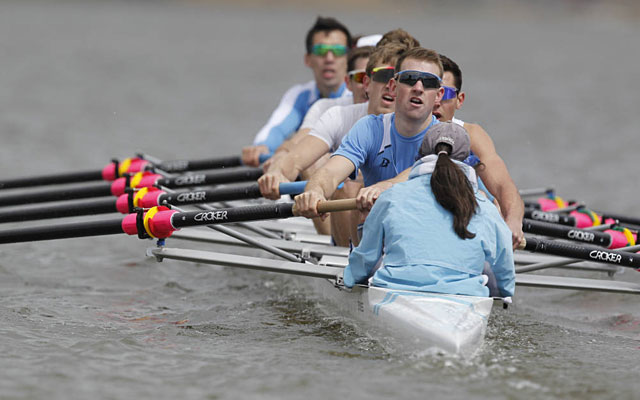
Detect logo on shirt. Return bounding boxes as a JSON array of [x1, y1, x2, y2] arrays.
[[380, 158, 390, 168]]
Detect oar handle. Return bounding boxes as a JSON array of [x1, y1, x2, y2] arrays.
[[317, 198, 357, 214], [291, 198, 357, 216]]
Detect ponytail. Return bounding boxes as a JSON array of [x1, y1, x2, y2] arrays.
[[430, 143, 478, 239]]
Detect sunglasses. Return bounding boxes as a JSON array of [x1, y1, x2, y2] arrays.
[[369, 66, 395, 83], [310, 44, 348, 57], [395, 70, 441, 89], [348, 69, 366, 84], [442, 86, 458, 100]]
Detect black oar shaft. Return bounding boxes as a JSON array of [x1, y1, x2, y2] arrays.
[[524, 209, 576, 226], [597, 212, 640, 228], [522, 219, 611, 247], [0, 183, 113, 208], [171, 203, 295, 228], [158, 156, 242, 173], [0, 198, 118, 223], [0, 218, 124, 244], [520, 236, 640, 269], [158, 184, 261, 206], [158, 167, 263, 189], [0, 170, 104, 190]]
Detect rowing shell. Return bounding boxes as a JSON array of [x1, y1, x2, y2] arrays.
[[150, 245, 494, 356], [306, 278, 494, 356]]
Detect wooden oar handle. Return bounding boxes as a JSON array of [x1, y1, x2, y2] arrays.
[[292, 198, 357, 216], [516, 237, 527, 251], [317, 198, 357, 213]]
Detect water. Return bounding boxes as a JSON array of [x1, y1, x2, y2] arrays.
[[1, 1, 639, 398]]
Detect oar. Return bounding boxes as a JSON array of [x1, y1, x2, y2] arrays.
[[522, 219, 633, 249], [0, 181, 308, 223], [0, 154, 272, 190], [0, 167, 264, 208], [0, 199, 356, 244], [517, 236, 640, 270]]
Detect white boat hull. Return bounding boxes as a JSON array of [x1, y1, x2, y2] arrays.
[[303, 277, 494, 356]]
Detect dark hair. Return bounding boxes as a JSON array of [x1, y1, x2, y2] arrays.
[[305, 17, 352, 53], [439, 54, 462, 92], [430, 143, 478, 239], [395, 47, 443, 77], [348, 46, 374, 72], [376, 29, 420, 48], [365, 42, 411, 75]]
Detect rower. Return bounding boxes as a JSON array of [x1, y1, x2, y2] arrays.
[[433, 54, 525, 247], [260, 40, 418, 245], [343, 122, 516, 298], [263, 44, 375, 171], [242, 17, 352, 167], [293, 47, 445, 225]]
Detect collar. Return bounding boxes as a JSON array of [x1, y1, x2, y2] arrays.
[[409, 154, 478, 192], [315, 81, 348, 99]]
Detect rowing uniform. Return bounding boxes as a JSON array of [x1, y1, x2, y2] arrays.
[[333, 113, 439, 187], [299, 96, 354, 131], [308, 102, 369, 152], [453, 117, 495, 202], [253, 81, 350, 152], [343, 155, 515, 297]]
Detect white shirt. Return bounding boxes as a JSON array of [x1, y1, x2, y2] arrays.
[[299, 96, 354, 130], [308, 102, 369, 152]]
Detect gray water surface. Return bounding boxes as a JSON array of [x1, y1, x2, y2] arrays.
[[1, 1, 639, 399]]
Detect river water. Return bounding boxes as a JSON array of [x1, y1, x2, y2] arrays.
[[0, 1, 639, 399]]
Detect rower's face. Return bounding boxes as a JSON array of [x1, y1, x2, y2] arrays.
[[364, 64, 396, 115], [346, 56, 369, 104], [304, 30, 348, 91], [391, 58, 444, 122], [432, 71, 464, 122]]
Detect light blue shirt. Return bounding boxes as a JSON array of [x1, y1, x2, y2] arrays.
[[332, 113, 439, 187], [253, 81, 349, 152], [343, 156, 515, 297]]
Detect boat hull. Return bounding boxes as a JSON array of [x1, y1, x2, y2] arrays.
[[304, 277, 494, 356]]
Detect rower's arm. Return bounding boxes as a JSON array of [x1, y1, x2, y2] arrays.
[[267, 135, 330, 181], [306, 155, 354, 199], [467, 123, 524, 247], [486, 215, 516, 298], [277, 128, 311, 154], [343, 197, 388, 288], [356, 167, 411, 211], [293, 155, 354, 218]]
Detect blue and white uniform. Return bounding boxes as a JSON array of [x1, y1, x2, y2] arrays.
[[333, 113, 439, 187], [343, 155, 515, 298], [253, 81, 350, 152], [453, 117, 494, 202]]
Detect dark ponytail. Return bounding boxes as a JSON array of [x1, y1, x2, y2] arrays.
[[430, 143, 478, 239]]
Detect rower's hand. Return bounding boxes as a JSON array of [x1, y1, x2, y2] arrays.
[[241, 145, 270, 167], [356, 181, 393, 211], [258, 171, 289, 200], [293, 191, 328, 219], [506, 216, 524, 250]]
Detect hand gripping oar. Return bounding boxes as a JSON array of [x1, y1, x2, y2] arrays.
[[0, 181, 309, 223], [0, 154, 272, 190], [0, 199, 356, 244], [0, 167, 264, 208], [517, 236, 640, 270]]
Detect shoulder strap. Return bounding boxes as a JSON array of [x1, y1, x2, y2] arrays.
[[378, 113, 394, 154]]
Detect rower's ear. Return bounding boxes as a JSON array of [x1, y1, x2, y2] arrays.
[[388, 77, 397, 92], [456, 91, 466, 110], [362, 74, 371, 100], [304, 53, 311, 68]]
